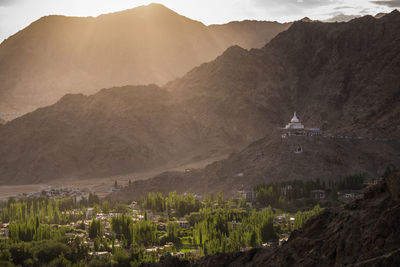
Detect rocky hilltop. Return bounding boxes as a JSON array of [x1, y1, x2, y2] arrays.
[[0, 3, 289, 119], [143, 173, 400, 266], [1, 12, 400, 184]]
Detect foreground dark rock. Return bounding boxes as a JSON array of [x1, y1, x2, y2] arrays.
[[142, 173, 400, 266]]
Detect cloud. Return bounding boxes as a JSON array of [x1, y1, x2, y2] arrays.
[[248, 0, 345, 20], [334, 6, 353, 10], [371, 0, 400, 7], [252, 0, 341, 9], [0, 0, 19, 6]]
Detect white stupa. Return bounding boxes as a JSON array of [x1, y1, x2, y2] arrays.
[[285, 112, 305, 130]]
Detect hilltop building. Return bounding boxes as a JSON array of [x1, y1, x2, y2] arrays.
[[281, 112, 321, 137], [285, 112, 305, 130]]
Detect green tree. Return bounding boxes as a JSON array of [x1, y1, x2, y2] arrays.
[[101, 201, 110, 214], [89, 219, 103, 239]]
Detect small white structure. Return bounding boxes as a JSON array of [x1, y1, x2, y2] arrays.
[[86, 208, 93, 220], [285, 112, 305, 130], [294, 145, 303, 154]]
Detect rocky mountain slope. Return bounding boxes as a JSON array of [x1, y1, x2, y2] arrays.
[[0, 3, 289, 119], [0, 85, 238, 184], [167, 10, 400, 140], [110, 134, 400, 200], [145, 173, 400, 267], [1, 11, 400, 185]]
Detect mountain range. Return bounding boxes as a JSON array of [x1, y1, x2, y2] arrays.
[[0, 10, 400, 186], [0, 3, 290, 119]]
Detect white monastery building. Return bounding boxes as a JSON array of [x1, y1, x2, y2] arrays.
[[285, 112, 305, 130], [282, 112, 321, 137]]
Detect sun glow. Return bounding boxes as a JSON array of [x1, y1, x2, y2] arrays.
[[0, 0, 396, 42]]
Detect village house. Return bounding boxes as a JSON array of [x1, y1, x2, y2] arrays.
[[88, 251, 111, 257], [156, 222, 167, 231], [279, 234, 289, 246], [338, 191, 364, 202], [262, 242, 274, 248], [1, 223, 9, 238], [281, 185, 293, 196], [86, 208, 94, 220], [145, 246, 164, 255], [186, 249, 200, 258], [130, 201, 138, 210], [237, 190, 256, 202], [274, 215, 287, 224], [172, 252, 185, 258], [176, 220, 190, 228], [145, 210, 159, 221], [311, 189, 326, 200], [229, 220, 242, 230], [21, 187, 87, 200], [363, 177, 383, 187], [307, 128, 322, 136]]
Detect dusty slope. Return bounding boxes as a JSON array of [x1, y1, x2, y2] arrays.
[[110, 135, 400, 200], [142, 173, 400, 267], [0, 85, 235, 184], [0, 3, 289, 119], [1, 12, 400, 185]]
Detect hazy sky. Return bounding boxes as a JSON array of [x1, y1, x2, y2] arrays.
[[0, 0, 398, 42]]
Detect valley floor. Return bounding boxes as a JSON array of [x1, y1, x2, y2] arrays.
[[0, 153, 229, 200]]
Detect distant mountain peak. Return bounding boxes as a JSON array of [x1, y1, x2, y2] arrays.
[[378, 9, 400, 21], [299, 17, 312, 22], [387, 9, 400, 17], [374, 12, 387, 19], [145, 3, 171, 9], [222, 45, 247, 54], [96, 2, 182, 20], [215, 45, 250, 63], [132, 2, 178, 14]]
